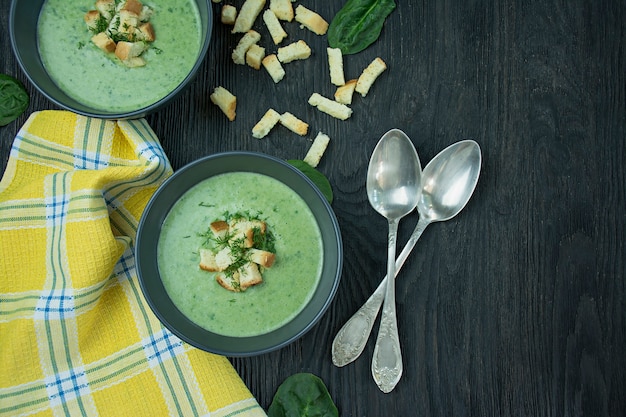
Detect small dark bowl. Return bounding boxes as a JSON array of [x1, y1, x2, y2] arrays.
[[9, 0, 212, 119], [136, 152, 343, 356]]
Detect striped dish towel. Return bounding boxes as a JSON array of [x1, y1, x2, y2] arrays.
[[0, 111, 266, 417]]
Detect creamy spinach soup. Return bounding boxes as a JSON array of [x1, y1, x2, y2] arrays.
[[38, 0, 202, 112], [157, 172, 324, 337]]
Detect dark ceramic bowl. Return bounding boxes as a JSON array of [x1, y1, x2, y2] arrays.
[[9, 0, 212, 119], [136, 152, 343, 356]]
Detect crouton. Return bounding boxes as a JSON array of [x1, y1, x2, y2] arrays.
[[295, 5, 328, 35], [210, 86, 237, 121], [139, 5, 153, 22], [263, 9, 288, 45], [252, 108, 281, 139], [261, 54, 285, 83], [230, 219, 266, 248], [124, 56, 146, 67], [118, 9, 139, 32], [280, 112, 309, 136], [136, 22, 154, 41], [356, 57, 387, 97], [270, 0, 294, 21], [199, 248, 220, 272], [216, 273, 239, 292], [121, 0, 143, 15], [232, 0, 266, 33], [91, 32, 116, 53], [304, 132, 331, 168], [232, 30, 261, 65], [84, 10, 101, 30], [115, 41, 146, 61], [246, 43, 266, 70], [327, 47, 345, 86], [210, 220, 229, 238], [334, 79, 357, 104], [277, 40, 311, 63], [248, 248, 276, 268], [238, 262, 264, 290], [215, 246, 235, 270], [95, 0, 115, 21], [221, 4, 237, 25], [308, 93, 353, 120]]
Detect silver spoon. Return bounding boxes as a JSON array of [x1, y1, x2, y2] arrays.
[[366, 129, 422, 393], [332, 140, 482, 369]]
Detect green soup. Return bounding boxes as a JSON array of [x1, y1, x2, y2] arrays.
[[157, 172, 324, 337], [37, 0, 202, 112]]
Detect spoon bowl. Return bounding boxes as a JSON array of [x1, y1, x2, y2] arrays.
[[332, 140, 482, 368], [366, 129, 421, 393]]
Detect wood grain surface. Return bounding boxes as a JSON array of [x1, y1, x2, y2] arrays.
[[1, 1, 624, 415]]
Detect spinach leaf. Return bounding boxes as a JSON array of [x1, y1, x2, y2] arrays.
[[328, 0, 397, 55], [268, 373, 339, 417], [0, 74, 29, 126], [288, 160, 334, 204]]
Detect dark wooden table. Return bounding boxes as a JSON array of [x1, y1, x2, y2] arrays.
[[2, 1, 625, 415]]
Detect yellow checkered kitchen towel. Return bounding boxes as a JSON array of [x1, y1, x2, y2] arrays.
[[0, 111, 266, 417]]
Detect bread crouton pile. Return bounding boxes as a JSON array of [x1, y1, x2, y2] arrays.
[[84, 0, 156, 67], [199, 214, 276, 292], [209, 0, 388, 168]]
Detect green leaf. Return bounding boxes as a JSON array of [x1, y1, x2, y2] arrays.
[[0, 74, 29, 126], [268, 373, 339, 417], [287, 160, 333, 204], [328, 0, 397, 55]]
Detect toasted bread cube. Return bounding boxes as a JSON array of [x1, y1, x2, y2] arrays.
[[115, 41, 146, 61], [122, 0, 143, 15], [139, 5, 153, 22], [277, 40, 311, 63], [124, 56, 146, 67], [334, 79, 357, 105], [91, 32, 116, 53], [280, 112, 309, 136], [232, 30, 261, 65], [215, 246, 235, 270], [248, 248, 276, 268], [356, 57, 387, 97], [216, 273, 239, 292], [308, 93, 353, 120], [138, 22, 155, 41], [210, 220, 229, 238], [232, 0, 266, 33], [327, 47, 345, 86], [84, 10, 101, 30], [270, 0, 294, 21], [263, 9, 288, 45], [246, 43, 266, 70], [119, 9, 139, 31], [210, 86, 237, 121], [295, 5, 328, 35], [304, 132, 331, 168], [261, 54, 285, 83], [199, 248, 220, 272], [221, 4, 237, 25], [252, 108, 281, 139], [230, 219, 266, 248], [238, 262, 263, 290], [95, 0, 115, 21]]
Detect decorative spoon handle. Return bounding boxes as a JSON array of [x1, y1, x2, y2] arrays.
[[371, 219, 402, 392], [331, 217, 430, 367]]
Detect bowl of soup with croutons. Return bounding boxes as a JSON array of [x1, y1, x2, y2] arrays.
[[136, 152, 343, 356], [9, 0, 211, 119]]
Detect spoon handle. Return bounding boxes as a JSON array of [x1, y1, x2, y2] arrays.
[[371, 219, 403, 393], [331, 217, 430, 367]]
